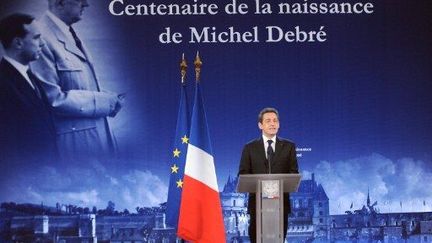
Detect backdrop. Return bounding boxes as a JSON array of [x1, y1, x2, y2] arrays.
[[0, 0, 431, 215]]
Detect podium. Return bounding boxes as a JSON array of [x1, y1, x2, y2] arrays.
[[237, 174, 301, 243]]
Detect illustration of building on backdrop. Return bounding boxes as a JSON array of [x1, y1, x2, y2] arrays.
[[1, 173, 431, 242]]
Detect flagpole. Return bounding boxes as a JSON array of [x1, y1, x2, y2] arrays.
[[194, 51, 202, 82], [180, 53, 187, 84]]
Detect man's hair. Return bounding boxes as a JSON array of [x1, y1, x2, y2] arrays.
[[258, 107, 279, 123], [0, 13, 34, 49]]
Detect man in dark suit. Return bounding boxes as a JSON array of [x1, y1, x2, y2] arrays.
[[238, 107, 299, 243], [0, 13, 57, 163]]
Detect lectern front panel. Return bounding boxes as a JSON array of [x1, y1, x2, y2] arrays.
[[261, 180, 283, 242]]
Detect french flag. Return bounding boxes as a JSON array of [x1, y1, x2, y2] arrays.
[[177, 79, 226, 242]]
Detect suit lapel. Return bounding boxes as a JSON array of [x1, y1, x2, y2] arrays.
[[43, 15, 87, 61], [273, 137, 285, 164], [0, 59, 42, 107], [254, 138, 267, 163]]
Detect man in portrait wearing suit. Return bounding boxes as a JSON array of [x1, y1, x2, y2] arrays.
[[238, 107, 299, 243], [30, 0, 124, 161], [0, 13, 57, 162]]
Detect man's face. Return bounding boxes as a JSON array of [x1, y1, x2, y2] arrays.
[[62, 0, 89, 24], [20, 22, 43, 63], [258, 112, 280, 138]]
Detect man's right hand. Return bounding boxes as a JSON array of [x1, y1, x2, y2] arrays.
[[109, 94, 124, 117]]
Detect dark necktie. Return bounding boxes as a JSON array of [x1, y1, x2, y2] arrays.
[[26, 69, 42, 99], [267, 140, 274, 173], [69, 26, 85, 54]]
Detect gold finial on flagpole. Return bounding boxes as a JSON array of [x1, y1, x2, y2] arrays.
[[194, 51, 202, 82], [180, 53, 187, 85]]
